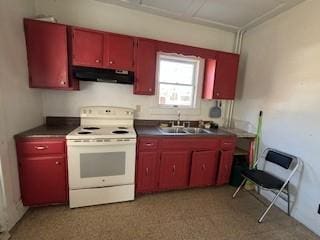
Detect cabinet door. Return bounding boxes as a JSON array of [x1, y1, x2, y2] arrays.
[[136, 152, 159, 193], [24, 19, 69, 88], [190, 150, 219, 187], [19, 155, 67, 206], [216, 150, 234, 186], [134, 38, 157, 95], [213, 52, 240, 99], [159, 151, 190, 190], [72, 28, 104, 68], [105, 34, 134, 71]]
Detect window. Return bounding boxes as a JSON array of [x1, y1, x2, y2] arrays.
[[157, 54, 200, 108]]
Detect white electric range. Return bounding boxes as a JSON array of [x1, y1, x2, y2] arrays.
[[66, 106, 136, 208]]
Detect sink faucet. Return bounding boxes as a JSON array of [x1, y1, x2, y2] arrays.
[[171, 111, 184, 127]]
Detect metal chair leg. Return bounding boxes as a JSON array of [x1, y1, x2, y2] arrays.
[[287, 184, 290, 216], [232, 179, 247, 199], [258, 189, 284, 223]]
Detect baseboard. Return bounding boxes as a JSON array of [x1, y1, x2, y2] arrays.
[[6, 200, 28, 230]]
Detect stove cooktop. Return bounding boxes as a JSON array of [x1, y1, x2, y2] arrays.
[[66, 126, 136, 140]]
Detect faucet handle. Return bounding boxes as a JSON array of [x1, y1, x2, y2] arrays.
[[184, 121, 191, 128]]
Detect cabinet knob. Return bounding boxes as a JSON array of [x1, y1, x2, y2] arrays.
[[55, 161, 61, 165], [145, 167, 149, 176], [109, 60, 114, 64], [60, 81, 66, 85], [149, 88, 152, 92], [216, 92, 220, 96], [95, 59, 100, 63]]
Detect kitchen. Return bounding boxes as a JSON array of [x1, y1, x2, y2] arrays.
[[0, 0, 320, 239]]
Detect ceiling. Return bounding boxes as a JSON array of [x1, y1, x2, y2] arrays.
[[95, 0, 305, 32]]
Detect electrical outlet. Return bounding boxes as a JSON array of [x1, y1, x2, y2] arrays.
[[318, 204, 320, 214]]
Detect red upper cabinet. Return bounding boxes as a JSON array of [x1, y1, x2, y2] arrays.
[[159, 151, 190, 190], [202, 52, 240, 100], [190, 150, 219, 187], [72, 28, 104, 68], [134, 38, 157, 95], [24, 19, 70, 89], [105, 34, 134, 71]]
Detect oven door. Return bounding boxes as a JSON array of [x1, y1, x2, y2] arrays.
[[67, 139, 136, 189]]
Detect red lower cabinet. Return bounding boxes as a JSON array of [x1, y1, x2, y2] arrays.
[[190, 150, 219, 187], [16, 138, 68, 206], [216, 150, 234, 186], [20, 156, 67, 205], [136, 152, 159, 193], [159, 151, 190, 190], [136, 136, 236, 194]]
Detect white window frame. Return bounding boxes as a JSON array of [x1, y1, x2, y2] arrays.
[[155, 53, 201, 109]]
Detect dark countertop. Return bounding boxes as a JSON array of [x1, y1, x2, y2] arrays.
[[14, 125, 77, 139], [134, 125, 235, 138]]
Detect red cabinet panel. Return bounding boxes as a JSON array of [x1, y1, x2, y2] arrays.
[[213, 52, 240, 99], [216, 150, 234, 186], [190, 150, 219, 187], [159, 151, 190, 190], [134, 38, 157, 95], [18, 140, 65, 155], [105, 34, 134, 71], [19, 155, 67, 206], [24, 19, 69, 89], [136, 152, 159, 193], [139, 138, 159, 151], [72, 28, 104, 68], [16, 138, 68, 206], [202, 52, 240, 100]]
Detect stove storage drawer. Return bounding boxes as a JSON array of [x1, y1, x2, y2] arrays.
[[17, 139, 66, 155]]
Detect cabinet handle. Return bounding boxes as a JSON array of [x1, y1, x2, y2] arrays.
[[216, 92, 220, 96], [35, 146, 48, 150], [95, 59, 100, 63], [172, 164, 176, 175], [145, 167, 149, 176], [145, 143, 153, 146], [202, 164, 206, 171], [55, 161, 61, 165], [149, 88, 152, 92]]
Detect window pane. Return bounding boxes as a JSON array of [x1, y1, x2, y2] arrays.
[[159, 59, 194, 85], [159, 83, 193, 106]]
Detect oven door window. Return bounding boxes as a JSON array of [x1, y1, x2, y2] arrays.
[[80, 152, 126, 178]]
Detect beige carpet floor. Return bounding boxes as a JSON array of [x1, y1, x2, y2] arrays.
[[10, 186, 319, 240]]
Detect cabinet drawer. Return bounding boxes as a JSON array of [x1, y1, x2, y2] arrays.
[[159, 138, 220, 150], [221, 138, 236, 150], [18, 140, 65, 155], [139, 138, 159, 150]]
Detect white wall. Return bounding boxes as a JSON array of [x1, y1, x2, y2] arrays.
[[35, 0, 235, 122], [0, 0, 44, 230], [235, 0, 320, 235]]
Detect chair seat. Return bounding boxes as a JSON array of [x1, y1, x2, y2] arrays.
[[241, 169, 285, 189]]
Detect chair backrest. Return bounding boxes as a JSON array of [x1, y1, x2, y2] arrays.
[[265, 150, 293, 169]]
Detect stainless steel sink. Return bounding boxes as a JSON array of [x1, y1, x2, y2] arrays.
[[158, 127, 211, 135], [184, 127, 211, 134], [158, 127, 189, 134]]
